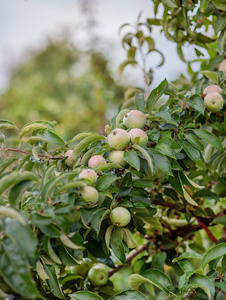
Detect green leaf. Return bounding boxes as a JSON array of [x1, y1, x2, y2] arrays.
[[200, 0, 210, 12], [19, 121, 55, 140], [43, 236, 61, 265], [70, 291, 104, 300], [173, 252, 203, 262], [27, 129, 66, 146], [135, 93, 146, 112], [116, 109, 130, 127], [105, 225, 114, 251], [202, 243, 226, 269], [96, 174, 119, 191], [122, 228, 138, 249], [201, 71, 218, 84], [91, 209, 110, 235], [177, 45, 186, 62], [43, 264, 65, 299], [184, 133, 204, 152], [118, 59, 138, 76], [111, 227, 126, 263], [0, 156, 19, 175], [8, 180, 33, 207], [72, 134, 105, 161], [212, 216, 226, 226], [150, 149, 172, 176], [0, 171, 39, 195], [129, 269, 175, 296], [132, 145, 153, 174], [193, 189, 219, 201], [211, 0, 226, 11], [0, 120, 18, 130], [161, 0, 178, 8], [155, 142, 176, 159], [0, 236, 39, 299], [178, 173, 198, 206], [187, 95, 205, 115], [152, 251, 166, 272], [123, 150, 140, 171], [68, 132, 96, 144], [109, 290, 146, 300], [3, 219, 37, 264], [194, 129, 223, 151], [146, 78, 168, 113], [95, 162, 123, 171], [215, 13, 226, 35], [178, 139, 200, 161], [0, 206, 25, 225], [187, 273, 215, 300]]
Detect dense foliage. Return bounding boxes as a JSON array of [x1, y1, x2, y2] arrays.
[[0, 1, 226, 300]]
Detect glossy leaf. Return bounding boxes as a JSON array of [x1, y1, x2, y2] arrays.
[[124, 149, 140, 171], [96, 174, 119, 191], [202, 243, 226, 269], [70, 291, 104, 300], [44, 264, 65, 299], [109, 290, 146, 300], [146, 78, 168, 113], [194, 129, 223, 151], [187, 273, 215, 300]]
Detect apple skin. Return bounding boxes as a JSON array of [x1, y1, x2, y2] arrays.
[[88, 155, 107, 168], [204, 92, 224, 113], [129, 128, 148, 146], [107, 128, 130, 150], [123, 110, 146, 129], [81, 186, 99, 205], [69, 258, 93, 277], [64, 150, 74, 167], [88, 265, 109, 286], [203, 85, 222, 95], [79, 169, 98, 185], [109, 150, 127, 167], [110, 207, 131, 227]]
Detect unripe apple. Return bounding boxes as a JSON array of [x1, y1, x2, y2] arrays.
[[69, 258, 92, 277], [123, 110, 146, 129], [107, 128, 130, 150], [79, 169, 98, 185], [110, 207, 131, 227], [88, 265, 109, 286], [64, 150, 74, 167], [108, 150, 127, 167], [129, 128, 148, 146], [203, 85, 222, 95], [88, 155, 106, 168], [81, 186, 99, 205], [204, 92, 224, 113]]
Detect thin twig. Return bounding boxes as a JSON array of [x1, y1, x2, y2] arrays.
[[2, 147, 64, 160], [197, 218, 218, 244]]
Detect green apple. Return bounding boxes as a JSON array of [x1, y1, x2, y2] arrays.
[[110, 207, 131, 227], [129, 128, 148, 146], [123, 110, 146, 129], [203, 85, 222, 95], [79, 169, 98, 185], [69, 258, 92, 277], [107, 128, 130, 149], [88, 155, 106, 168], [81, 186, 99, 205], [88, 265, 109, 286], [108, 150, 127, 167], [204, 92, 224, 113], [64, 150, 74, 167]]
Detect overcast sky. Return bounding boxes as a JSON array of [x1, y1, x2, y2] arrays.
[[0, 0, 192, 92]]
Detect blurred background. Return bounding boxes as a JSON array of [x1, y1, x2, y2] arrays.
[[0, 0, 191, 139]]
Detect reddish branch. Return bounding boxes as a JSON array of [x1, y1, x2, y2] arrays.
[[2, 147, 64, 160], [197, 218, 218, 244], [108, 243, 148, 277]]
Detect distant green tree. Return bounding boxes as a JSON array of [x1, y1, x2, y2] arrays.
[[0, 40, 125, 138]]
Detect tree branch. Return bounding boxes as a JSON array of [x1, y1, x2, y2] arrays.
[[197, 218, 218, 244], [108, 243, 148, 277], [2, 147, 64, 160]]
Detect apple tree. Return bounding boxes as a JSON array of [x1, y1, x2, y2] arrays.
[[0, 1, 226, 299]]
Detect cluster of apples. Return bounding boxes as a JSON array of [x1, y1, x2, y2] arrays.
[[64, 110, 148, 226], [203, 84, 224, 113], [68, 259, 109, 287]]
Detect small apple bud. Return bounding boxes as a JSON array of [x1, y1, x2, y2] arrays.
[[79, 169, 98, 185], [123, 110, 146, 129], [203, 85, 222, 95], [109, 150, 127, 167], [64, 150, 74, 167], [129, 128, 148, 146], [107, 128, 130, 150], [204, 92, 224, 113], [88, 155, 107, 168]]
